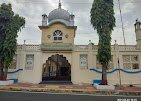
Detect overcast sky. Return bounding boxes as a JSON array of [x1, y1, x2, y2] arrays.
[[0, 0, 141, 45]]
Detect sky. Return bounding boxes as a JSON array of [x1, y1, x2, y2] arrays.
[[0, 0, 141, 45]]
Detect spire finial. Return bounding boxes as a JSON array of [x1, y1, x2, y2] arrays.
[[115, 40, 117, 44], [59, 0, 61, 9], [136, 18, 138, 23]]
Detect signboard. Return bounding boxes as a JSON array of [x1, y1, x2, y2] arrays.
[[25, 54, 34, 70], [80, 54, 88, 69]]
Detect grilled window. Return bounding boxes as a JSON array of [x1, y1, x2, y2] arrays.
[[53, 30, 62, 41]]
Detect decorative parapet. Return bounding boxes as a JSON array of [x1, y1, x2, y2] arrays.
[[90, 68, 141, 74], [25, 45, 40, 50], [17, 45, 23, 50], [41, 43, 73, 51], [74, 45, 138, 52], [118, 45, 137, 51], [17, 45, 40, 51], [74, 45, 88, 51], [17, 44, 138, 52]]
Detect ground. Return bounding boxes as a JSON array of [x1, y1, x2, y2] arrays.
[[0, 83, 141, 96]]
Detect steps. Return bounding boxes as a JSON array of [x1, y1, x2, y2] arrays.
[[39, 81, 72, 84]]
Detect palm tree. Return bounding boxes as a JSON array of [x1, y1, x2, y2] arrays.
[[90, 0, 115, 85]]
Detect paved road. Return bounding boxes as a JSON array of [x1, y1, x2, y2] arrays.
[[0, 91, 141, 101]]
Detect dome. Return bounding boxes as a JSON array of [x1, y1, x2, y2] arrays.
[[48, 8, 70, 23]]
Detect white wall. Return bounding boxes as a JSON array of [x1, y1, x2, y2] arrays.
[[71, 51, 141, 85], [8, 45, 141, 85], [18, 50, 42, 84]]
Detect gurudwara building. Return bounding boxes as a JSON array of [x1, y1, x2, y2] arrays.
[[8, 2, 141, 85]]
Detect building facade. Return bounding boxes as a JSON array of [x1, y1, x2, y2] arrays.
[[8, 3, 141, 85]]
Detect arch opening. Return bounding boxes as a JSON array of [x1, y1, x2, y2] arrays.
[[42, 54, 71, 81]]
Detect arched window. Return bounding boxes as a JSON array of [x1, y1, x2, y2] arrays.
[[53, 30, 63, 40]]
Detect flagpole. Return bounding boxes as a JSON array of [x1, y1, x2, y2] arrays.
[[118, 0, 126, 49]]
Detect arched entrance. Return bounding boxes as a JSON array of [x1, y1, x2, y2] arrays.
[[42, 54, 71, 81]]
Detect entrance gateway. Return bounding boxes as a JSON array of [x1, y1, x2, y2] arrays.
[[42, 54, 71, 81], [39, 1, 76, 84]]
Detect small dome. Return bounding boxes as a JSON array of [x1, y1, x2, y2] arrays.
[[48, 8, 70, 23]]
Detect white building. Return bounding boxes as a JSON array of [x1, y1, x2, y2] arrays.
[[8, 2, 141, 85]]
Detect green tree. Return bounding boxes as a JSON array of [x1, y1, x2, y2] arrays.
[[90, 0, 115, 85], [0, 3, 25, 80]]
